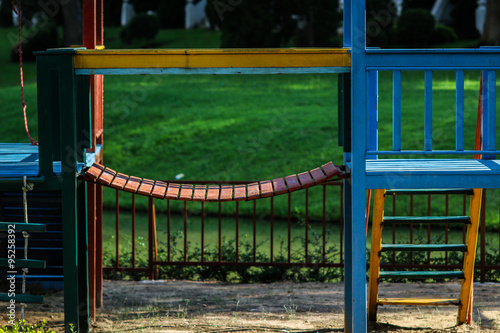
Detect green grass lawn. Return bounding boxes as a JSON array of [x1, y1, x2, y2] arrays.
[[1, 27, 499, 226]]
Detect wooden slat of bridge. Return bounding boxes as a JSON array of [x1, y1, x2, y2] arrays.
[[81, 162, 343, 202]]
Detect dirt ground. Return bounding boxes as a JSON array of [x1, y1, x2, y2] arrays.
[[2, 280, 500, 332]]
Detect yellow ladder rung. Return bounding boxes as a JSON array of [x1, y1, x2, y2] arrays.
[[378, 298, 460, 306]]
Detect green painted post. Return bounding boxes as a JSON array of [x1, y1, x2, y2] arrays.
[[36, 55, 59, 183], [77, 180, 89, 332], [58, 50, 82, 332], [338, 73, 351, 152], [36, 48, 91, 332]]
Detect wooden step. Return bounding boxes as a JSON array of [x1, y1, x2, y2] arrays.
[[379, 271, 464, 280], [383, 216, 470, 225], [0, 258, 46, 269], [0, 293, 44, 303], [386, 189, 474, 196], [0, 222, 47, 232], [377, 298, 460, 306], [381, 244, 468, 252]]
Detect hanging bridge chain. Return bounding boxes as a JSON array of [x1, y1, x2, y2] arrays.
[[21, 176, 34, 321]]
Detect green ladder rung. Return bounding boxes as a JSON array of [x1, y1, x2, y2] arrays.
[[383, 216, 470, 225], [0, 222, 47, 232], [385, 189, 474, 196], [0, 293, 44, 303], [379, 271, 465, 280], [0, 258, 46, 269], [381, 244, 468, 252]]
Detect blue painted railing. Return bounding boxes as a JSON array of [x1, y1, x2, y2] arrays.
[[366, 69, 498, 158]]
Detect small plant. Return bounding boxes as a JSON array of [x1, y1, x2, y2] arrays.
[[0, 320, 55, 333], [283, 296, 297, 321]]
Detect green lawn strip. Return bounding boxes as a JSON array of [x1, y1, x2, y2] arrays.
[[1, 28, 500, 225]]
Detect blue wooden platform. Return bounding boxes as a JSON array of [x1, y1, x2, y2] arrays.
[[359, 159, 500, 189], [0, 143, 100, 178]]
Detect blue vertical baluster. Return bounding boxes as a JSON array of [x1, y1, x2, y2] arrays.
[[425, 71, 433, 151], [456, 71, 465, 151], [484, 71, 496, 159], [393, 71, 402, 151], [482, 71, 489, 157], [343, 0, 351, 47], [367, 70, 378, 159]]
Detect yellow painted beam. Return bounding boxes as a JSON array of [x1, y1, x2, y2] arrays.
[[457, 188, 482, 325], [368, 189, 386, 322], [378, 298, 460, 306], [74, 48, 351, 69]]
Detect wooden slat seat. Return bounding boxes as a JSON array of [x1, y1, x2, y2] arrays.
[[84, 163, 105, 181], [234, 185, 246, 201], [165, 183, 181, 199], [151, 181, 168, 199], [206, 185, 220, 201], [97, 167, 116, 186], [310, 167, 327, 184], [220, 185, 233, 201], [285, 175, 301, 192], [272, 178, 287, 195], [110, 173, 129, 190], [123, 176, 141, 193], [298, 172, 314, 188], [137, 179, 155, 196], [322, 162, 340, 178], [260, 180, 274, 198], [193, 185, 207, 202], [179, 185, 194, 201], [247, 182, 260, 200], [82, 161, 344, 202]]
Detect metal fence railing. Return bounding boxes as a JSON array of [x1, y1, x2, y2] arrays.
[[103, 182, 500, 282]]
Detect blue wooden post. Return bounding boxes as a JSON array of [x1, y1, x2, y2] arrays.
[[346, 0, 367, 331]]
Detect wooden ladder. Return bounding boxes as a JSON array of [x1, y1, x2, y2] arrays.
[[0, 222, 47, 304], [368, 188, 482, 325]]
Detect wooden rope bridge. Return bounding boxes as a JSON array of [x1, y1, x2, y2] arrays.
[[81, 161, 346, 202]]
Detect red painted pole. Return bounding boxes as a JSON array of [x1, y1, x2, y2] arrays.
[[83, 0, 105, 314]]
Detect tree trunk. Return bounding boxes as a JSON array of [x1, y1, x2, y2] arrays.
[[61, 0, 82, 46], [482, 0, 500, 45]]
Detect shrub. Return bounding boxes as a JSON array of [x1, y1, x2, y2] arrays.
[[449, 0, 479, 40], [120, 13, 160, 45], [157, 0, 186, 29], [0, 0, 13, 27], [0, 320, 56, 333], [433, 24, 458, 45], [103, 0, 122, 27], [10, 21, 59, 62], [395, 8, 435, 47], [206, 0, 340, 48], [402, 0, 435, 11], [366, 0, 397, 47]]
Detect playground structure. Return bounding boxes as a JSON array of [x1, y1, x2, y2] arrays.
[[1, 0, 500, 332]]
